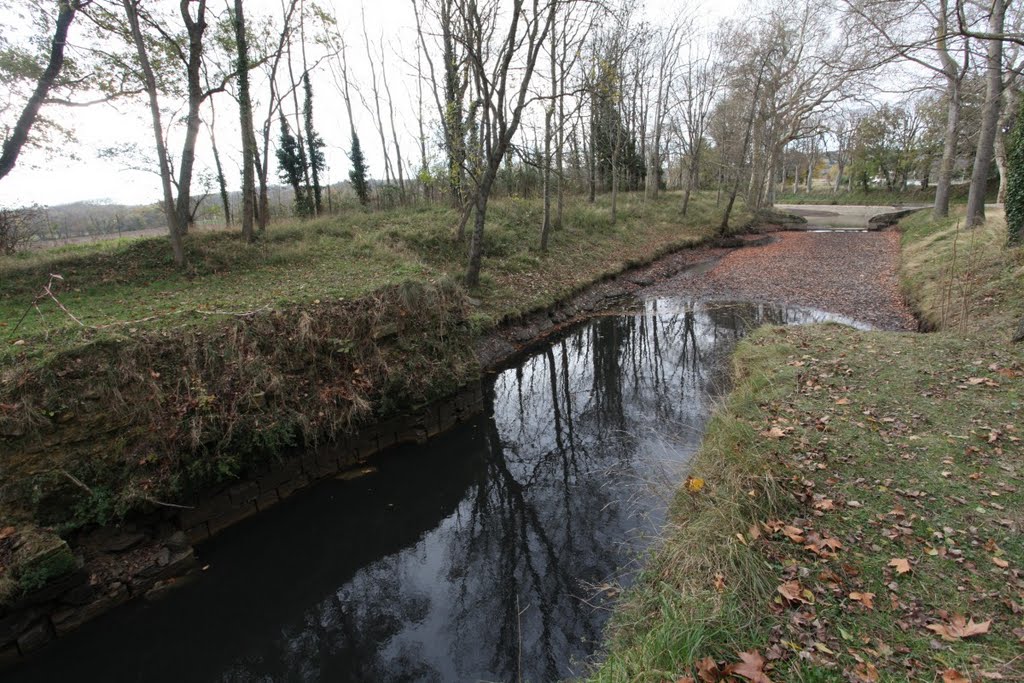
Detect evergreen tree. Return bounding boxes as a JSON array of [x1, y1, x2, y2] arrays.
[[349, 132, 370, 206], [302, 72, 325, 215], [276, 114, 311, 216], [1006, 107, 1024, 245]]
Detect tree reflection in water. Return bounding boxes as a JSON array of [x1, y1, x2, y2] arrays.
[[6, 301, 868, 683]]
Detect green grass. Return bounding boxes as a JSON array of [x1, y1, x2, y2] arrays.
[[774, 183, 989, 207], [1, 192, 741, 363], [589, 208, 1024, 681]]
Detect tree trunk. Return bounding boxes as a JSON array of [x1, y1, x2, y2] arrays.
[[234, 0, 256, 240], [935, 77, 961, 218], [173, 0, 209, 237], [122, 0, 186, 267], [540, 16, 555, 251], [466, 172, 495, 287], [965, 0, 1006, 227], [0, 1, 80, 182], [996, 87, 1019, 203], [588, 92, 597, 203], [555, 31, 564, 230], [721, 62, 765, 235], [681, 143, 700, 216], [210, 120, 231, 226]]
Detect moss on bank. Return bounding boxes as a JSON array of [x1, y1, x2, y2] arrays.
[[589, 209, 1023, 681]]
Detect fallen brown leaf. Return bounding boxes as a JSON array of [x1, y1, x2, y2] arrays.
[[852, 661, 879, 682], [889, 558, 912, 575], [696, 656, 720, 682], [727, 650, 772, 683], [992, 557, 1009, 569], [849, 591, 876, 610], [777, 580, 804, 604], [941, 669, 970, 683], [926, 614, 992, 641], [783, 525, 805, 543]]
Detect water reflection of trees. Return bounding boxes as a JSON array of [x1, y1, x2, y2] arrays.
[[215, 302, 803, 682], [13, 302, 856, 683], [437, 302, 760, 681]]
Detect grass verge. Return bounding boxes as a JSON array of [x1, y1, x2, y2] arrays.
[[589, 208, 1023, 682], [773, 183, 992, 207]]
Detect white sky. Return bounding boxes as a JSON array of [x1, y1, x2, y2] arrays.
[[0, 0, 741, 208]]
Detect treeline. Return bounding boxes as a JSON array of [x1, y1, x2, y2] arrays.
[[1, 0, 1023, 273]]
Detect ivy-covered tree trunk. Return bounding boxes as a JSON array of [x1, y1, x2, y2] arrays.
[[276, 114, 308, 215], [349, 132, 370, 206], [1006, 106, 1024, 246], [234, 0, 257, 240], [302, 73, 324, 215]]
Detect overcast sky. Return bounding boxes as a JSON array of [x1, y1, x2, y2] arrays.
[[0, 0, 742, 209]]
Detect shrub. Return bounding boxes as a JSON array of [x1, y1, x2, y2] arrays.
[[0, 205, 43, 254]]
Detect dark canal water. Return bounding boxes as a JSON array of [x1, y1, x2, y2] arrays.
[[8, 300, 867, 683]]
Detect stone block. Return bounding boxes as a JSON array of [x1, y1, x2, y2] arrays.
[[51, 585, 127, 637], [0, 643, 21, 667], [256, 465, 296, 493], [227, 481, 258, 506], [12, 570, 86, 610], [15, 619, 52, 654], [299, 451, 320, 477], [0, 609, 41, 644], [58, 581, 96, 607], [376, 428, 397, 451], [276, 474, 309, 501], [164, 531, 189, 553], [255, 489, 280, 512], [396, 427, 427, 445], [206, 504, 257, 537], [178, 505, 213, 530], [184, 523, 210, 545], [352, 434, 378, 458]]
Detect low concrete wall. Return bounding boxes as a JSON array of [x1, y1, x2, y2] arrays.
[[868, 207, 926, 230]]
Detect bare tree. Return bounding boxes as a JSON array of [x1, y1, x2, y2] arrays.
[[646, 18, 687, 200], [679, 32, 724, 215], [121, 0, 188, 265], [845, 0, 972, 218], [456, 0, 559, 287], [413, 0, 472, 214]]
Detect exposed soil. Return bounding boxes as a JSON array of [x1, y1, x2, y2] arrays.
[[644, 230, 918, 331]]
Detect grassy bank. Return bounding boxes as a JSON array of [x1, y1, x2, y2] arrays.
[[590, 210, 1023, 681], [774, 183, 991, 207], [1, 192, 733, 359], [0, 191, 746, 537]]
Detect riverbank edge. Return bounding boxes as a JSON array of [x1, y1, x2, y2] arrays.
[[0, 217, 785, 669], [584, 211, 1023, 681]]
